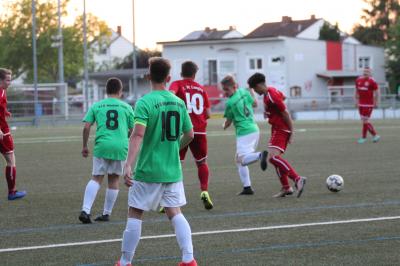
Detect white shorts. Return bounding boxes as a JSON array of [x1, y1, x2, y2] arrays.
[[236, 131, 260, 157], [92, 157, 124, 176], [128, 180, 186, 211]]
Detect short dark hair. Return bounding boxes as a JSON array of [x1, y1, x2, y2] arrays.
[[247, 72, 266, 88], [106, 77, 123, 94], [220, 75, 236, 87], [149, 57, 171, 83], [181, 61, 198, 78], [0, 68, 12, 80]]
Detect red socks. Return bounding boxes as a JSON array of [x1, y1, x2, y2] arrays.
[[367, 122, 376, 136], [5, 166, 16, 194], [362, 122, 377, 138], [197, 163, 209, 191], [269, 156, 300, 189]]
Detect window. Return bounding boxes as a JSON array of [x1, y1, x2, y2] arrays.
[[290, 86, 302, 97], [358, 56, 372, 70], [248, 57, 263, 71], [207, 60, 218, 85]]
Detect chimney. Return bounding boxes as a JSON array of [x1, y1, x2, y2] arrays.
[[205, 27, 211, 33], [310, 14, 316, 20], [117, 26, 122, 36], [229, 25, 236, 31], [282, 16, 292, 23]]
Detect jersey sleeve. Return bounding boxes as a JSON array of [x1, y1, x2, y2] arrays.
[[133, 99, 149, 127], [128, 106, 135, 129], [223, 103, 233, 120], [371, 79, 378, 91], [182, 108, 193, 133], [82, 106, 95, 124], [169, 81, 180, 94], [270, 90, 286, 112], [203, 90, 210, 109]]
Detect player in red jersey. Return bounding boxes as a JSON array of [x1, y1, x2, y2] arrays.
[[169, 61, 213, 210], [0, 68, 26, 200], [248, 73, 306, 198], [355, 67, 380, 144]]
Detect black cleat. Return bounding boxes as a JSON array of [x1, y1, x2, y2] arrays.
[[94, 214, 110, 222], [260, 151, 268, 171], [237, 186, 255, 195], [79, 211, 92, 224]]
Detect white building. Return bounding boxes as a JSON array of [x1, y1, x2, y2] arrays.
[[159, 16, 387, 110]]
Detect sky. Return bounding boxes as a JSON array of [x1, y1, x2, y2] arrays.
[[3, 0, 370, 49]]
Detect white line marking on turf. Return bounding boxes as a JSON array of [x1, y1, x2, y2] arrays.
[[0, 215, 399, 253]]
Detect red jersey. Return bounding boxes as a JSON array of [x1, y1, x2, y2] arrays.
[[263, 87, 290, 132], [169, 79, 210, 134], [355, 76, 378, 107], [0, 89, 10, 134]]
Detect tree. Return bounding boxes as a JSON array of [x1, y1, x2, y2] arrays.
[[387, 21, 400, 92], [0, 0, 111, 84], [352, 0, 400, 45], [319, 22, 341, 41], [116, 49, 162, 69]]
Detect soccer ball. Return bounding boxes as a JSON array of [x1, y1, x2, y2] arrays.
[[326, 175, 344, 192]]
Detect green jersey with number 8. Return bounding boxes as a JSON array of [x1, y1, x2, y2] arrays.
[[133, 90, 193, 183], [83, 97, 135, 161]]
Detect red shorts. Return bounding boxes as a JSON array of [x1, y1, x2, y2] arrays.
[[359, 106, 373, 119], [268, 129, 290, 153], [0, 133, 14, 154], [180, 134, 208, 162]]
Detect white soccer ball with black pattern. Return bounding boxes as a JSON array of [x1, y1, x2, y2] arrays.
[[326, 175, 344, 192]]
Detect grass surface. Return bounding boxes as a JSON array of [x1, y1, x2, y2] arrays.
[[0, 119, 399, 265]]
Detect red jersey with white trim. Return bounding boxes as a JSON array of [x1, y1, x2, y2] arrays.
[[0, 89, 10, 134], [263, 87, 290, 132], [356, 76, 378, 107], [169, 79, 210, 134]]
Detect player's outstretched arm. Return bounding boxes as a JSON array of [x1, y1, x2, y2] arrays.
[[180, 128, 194, 150], [124, 124, 146, 186], [82, 123, 92, 157]]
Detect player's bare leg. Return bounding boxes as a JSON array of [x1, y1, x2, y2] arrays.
[[96, 174, 120, 222]]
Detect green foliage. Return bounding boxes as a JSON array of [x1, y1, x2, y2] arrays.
[[0, 0, 111, 84], [387, 20, 400, 91], [319, 22, 341, 41], [116, 49, 162, 69]]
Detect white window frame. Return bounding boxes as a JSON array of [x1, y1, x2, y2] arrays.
[[247, 56, 263, 72], [357, 55, 373, 70]]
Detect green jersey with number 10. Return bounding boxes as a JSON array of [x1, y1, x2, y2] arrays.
[[83, 97, 134, 161], [133, 90, 193, 183]]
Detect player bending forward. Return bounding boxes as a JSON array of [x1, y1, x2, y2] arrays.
[[248, 73, 306, 198], [169, 61, 213, 210], [115, 57, 197, 266]]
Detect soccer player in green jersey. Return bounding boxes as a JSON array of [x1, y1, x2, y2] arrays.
[[115, 58, 197, 266], [221, 75, 265, 195], [79, 78, 134, 224]]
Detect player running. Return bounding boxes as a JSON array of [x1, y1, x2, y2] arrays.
[[221, 75, 264, 195], [355, 67, 380, 144], [0, 68, 26, 200], [247, 73, 306, 198], [79, 77, 134, 223], [169, 61, 213, 210], [115, 57, 197, 266]]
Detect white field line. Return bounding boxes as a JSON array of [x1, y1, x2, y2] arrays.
[[1, 215, 399, 253]]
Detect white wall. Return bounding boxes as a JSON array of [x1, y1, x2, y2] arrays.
[[296, 19, 325, 40]]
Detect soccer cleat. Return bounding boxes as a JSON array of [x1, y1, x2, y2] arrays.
[[295, 176, 307, 198], [114, 261, 132, 266], [8, 190, 26, 200], [200, 191, 214, 210], [272, 187, 294, 198], [94, 214, 110, 222], [79, 211, 92, 224], [372, 135, 380, 143], [357, 138, 366, 144], [158, 206, 165, 213], [237, 186, 254, 195], [260, 150, 268, 171], [178, 259, 198, 266]]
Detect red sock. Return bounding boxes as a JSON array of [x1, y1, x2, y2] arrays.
[[367, 122, 376, 136], [5, 166, 16, 194], [362, 123, 368, 138], [273, 166, 291, 190], [269, 156, 300, 183], [197, 163, 209, 191]]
